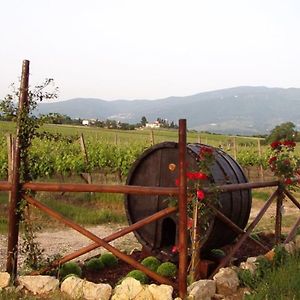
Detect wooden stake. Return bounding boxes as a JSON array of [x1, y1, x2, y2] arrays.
[[257, 139, 264, 181], [178, 119, 188, 299], [6, 60, 30, 278]]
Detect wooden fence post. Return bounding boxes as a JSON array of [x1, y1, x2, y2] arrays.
[[6, 60, 30, 278], [178, 119, 187, 299]]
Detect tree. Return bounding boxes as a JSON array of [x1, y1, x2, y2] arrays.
[[266, 122, 297, 143], [140, 116, 148, 127], [0, 79, 58, 121]]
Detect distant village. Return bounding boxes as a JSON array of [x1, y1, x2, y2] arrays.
[[1, 112, 179, 130], [80, 116, 178, 130]]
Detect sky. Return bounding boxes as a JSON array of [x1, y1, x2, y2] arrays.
[[1, 0, 300, 101]]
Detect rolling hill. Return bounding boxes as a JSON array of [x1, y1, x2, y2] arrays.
[[37, 86, 300, 135]]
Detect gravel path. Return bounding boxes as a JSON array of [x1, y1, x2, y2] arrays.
[[0, 223, 141, 272]]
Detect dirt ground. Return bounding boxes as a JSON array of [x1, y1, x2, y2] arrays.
[[0, 223, 141, 272]]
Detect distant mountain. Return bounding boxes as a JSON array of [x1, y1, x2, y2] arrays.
[[37, 86, 300, 135]]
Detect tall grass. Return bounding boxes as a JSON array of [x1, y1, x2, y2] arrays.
[[245, 252, 300, 300]]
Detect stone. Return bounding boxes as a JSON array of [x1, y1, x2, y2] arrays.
[[134, 286, 154, 299], [61, 275, 112, 300], [148, 284, 173, 300], [112, 277, 143, 300], [187, 279, 216, 300], [246, 257, 258, 264], [284, 241, 296, 254], [294, 235, 300, 250], [239, 259, 257, 275], [0, 272, 10, 288], [213, 268, 239, 296], [61, 276, 84, 299], [18, 275, 59, 295]]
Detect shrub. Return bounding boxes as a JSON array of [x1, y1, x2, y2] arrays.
[[85, 257, 104, 271], [126, 270, 149, 284], [59, 262, 82, 280], [238, 269, 259, 289], [156, 262, 177, 278], [100, 253, 118, 267], [273, 245, 288, 268], [255, 256, 272, 279], [141, 256, 161, 272]]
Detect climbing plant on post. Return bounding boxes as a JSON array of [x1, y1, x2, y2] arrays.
[[5, 60, 59, 278], [6, 60, 30, 278]]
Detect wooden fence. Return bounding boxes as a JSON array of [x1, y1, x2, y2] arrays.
[[1, 60, 300, 299]]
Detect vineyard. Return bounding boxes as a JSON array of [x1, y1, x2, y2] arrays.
[[0, 121, 277, 182]]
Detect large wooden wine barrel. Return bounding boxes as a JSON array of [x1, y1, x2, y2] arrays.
[[125, 142, 252, 255]]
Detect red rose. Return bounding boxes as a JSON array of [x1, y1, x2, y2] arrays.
[[283, 140, 296, 148], [186, 172, 196, 180], [193, 172, 208, 180], [284, 178, 292, 185], [171, 245, 179, 253], [199, 146, 213, 160], [270, 141, 282, 149], [196, 189, 205, 200], [187, 218, 193, 229], [268, 156, 277, 164], [175, 178, 179, 186]]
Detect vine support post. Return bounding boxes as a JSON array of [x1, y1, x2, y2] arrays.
[[233, 136, 237, 160], [275, 185, 284, 244], [257, 138, 264, 181], [150, 129, 154, 145], [6, 59, 30, 279], [178, 119, 188, 299]]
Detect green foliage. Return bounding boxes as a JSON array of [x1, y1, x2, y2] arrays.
[[140, 256, 161, 272], [85, 258, 104, 271], [156, 262, 177, 278], [266, 122, 297, 143], [20, 221, 45, 270], [59, 262, 82, 280], [254, 256, 272, 279], [273, 244, 289, 268], [238, 269, 259, 290], [126, 270, 149, 284], [100, 253, 118, 267], [245, 252, 300, 300], [210, 248, 226, 258]]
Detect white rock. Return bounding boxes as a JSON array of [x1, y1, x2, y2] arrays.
[[239, 261, 257, 274], [134, 286, 154, 299], [148, 284, 173, 300], [284, 241, 296, 254], [61, 276, 84, 299], [213, 267, 239, 296], [61, 276, 112, 300], [112, 277, 143, 300], [0, 272, 10, 288], [246, 257, 258, 264], [18, 275, 59, 295], [187, 279, 216, 300]]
